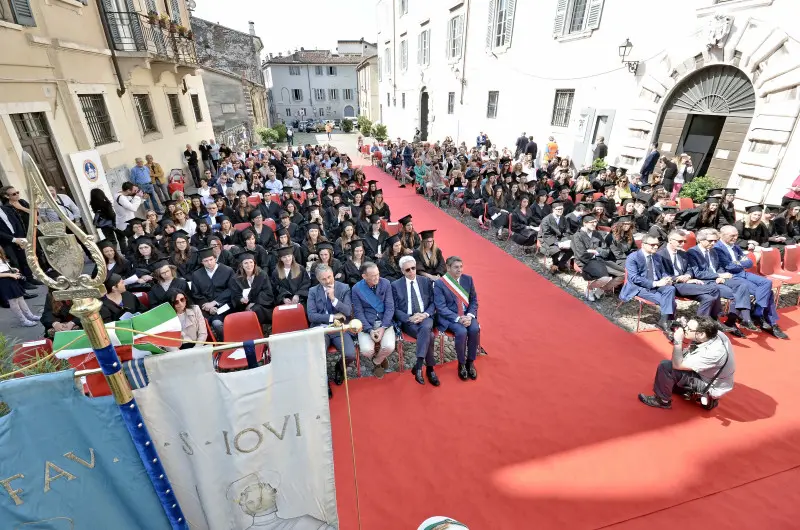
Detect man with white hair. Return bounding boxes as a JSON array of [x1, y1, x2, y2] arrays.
[[392, 255, 439, 386]]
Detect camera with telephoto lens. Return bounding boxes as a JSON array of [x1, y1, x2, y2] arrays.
[[670, 316, 688, 332]]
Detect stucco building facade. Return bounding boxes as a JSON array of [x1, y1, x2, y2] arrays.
[[0, 0, 213, 219], [357, 55, 380, 122], [263, 39, 377, 125], [192, 17, 266, 141], [375, 0, 800, 207]]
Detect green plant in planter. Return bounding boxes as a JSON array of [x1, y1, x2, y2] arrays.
[[373, 123, 388, 141], [256, 126, 279, 146], [590, 158, 608, 171], [679, 175, 715, 203], [357, 116, 373, 136], [273, 123, 287, 142], [342, 119, 353, 133]]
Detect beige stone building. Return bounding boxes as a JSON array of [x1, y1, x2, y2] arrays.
[[357, 54, 379, 123], [0, 0, 213, 218]]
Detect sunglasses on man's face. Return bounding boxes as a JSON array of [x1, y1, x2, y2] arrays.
[[403, 266, 416, 272]]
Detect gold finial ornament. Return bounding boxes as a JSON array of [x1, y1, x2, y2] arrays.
[[21, 151, 107, 301]]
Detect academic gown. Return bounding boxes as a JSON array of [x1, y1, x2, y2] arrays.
[[271, 242, 304, 267], [191, 231, 212, 249], [356, 219, 372, 237], [342, 259, 364, 286], [190, 264, 237, 310], [99, 292, 144, 323], [235, 270, 275, 324], [271, 268, 311, 303], [363, 231, 389, 260], [150, 277, 189, 307], [531, 203, 552, 226], [373, 202, 391, 221], [734, 221, 770, 248], [243, 224, 277, 250], [259, 201, 282, 222], [170, 251, 199, 278], [400, 232, 422, 251], [237, 245, 274, 271], [378, 255, 403, 282], [605, 234, 637, 267], [412, 247, 446, 276]]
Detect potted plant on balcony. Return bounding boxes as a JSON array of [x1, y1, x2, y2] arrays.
[[186, 30, 194, 40], [147, 10, 159, 24], [158, 13, 169, 28], [176, 25, 187, 37]]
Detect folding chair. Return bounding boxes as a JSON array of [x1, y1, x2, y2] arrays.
[[133, 291, 149, 309], [270, 193, 282, 205], [746, 251, 782, 306], [293, 191, 307, 205], [216, 312, 266, 371], [234, 222, 252, 232], [395, 329, 441, 372], [783, 245, 799, 272], [12, 339, 53, 378], [385, 222, 401, 236], [439, 328, 481, 365], [271, 303, 309, 334], [759, 247, 800, 304], [684, 231, 697, 249]]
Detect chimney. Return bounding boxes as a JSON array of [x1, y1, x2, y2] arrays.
[[269, 53, 273, 59], [248, 21, 255, 36]]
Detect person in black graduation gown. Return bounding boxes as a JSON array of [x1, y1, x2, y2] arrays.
[[237, 229, 274, 270], [97, 239, 135, 281], [413, 230, 446, 279], [763, 205, 793, 249], [372, 190, 391, 220], [130, 237, 163, 278], [571, 215, 624, 301], [342, 239, 366, 287], [309, 242, 344, 286], [510, 194, 540, 250], [362, 214, 389, 261], [334, 219, 357, 262], [277, 210, 301, 241], [301, 222, 327, 268], [190, 246, 239, 340], [188, 194, 207, 221], [99, 273, 144, 323], [530, 190, 552, 226], [216, 216, 238, 249], [356, 202, 375, 237], [275, 228, 304, 265], [718, 188, 738, 226], [169, 230, 199, 278], [149, 260, 190, 307], [605, 215, 638, 267], [398, 214, 421, 252], [378, 234, 404, 282], [683, 197, 724, 231], [40, 291, 81, 339], [241, 209, 276, 250], [272, 246, 311, 307], [235, 252, 275, 327], [124, 217, 148, 260], [206, 235, 236, 267], [648, 206, 679, 247], [190, 218, 212, 248]]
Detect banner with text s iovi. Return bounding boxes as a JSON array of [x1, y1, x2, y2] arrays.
[[0, 371, 172, 529], [132, 327, 338, 529]]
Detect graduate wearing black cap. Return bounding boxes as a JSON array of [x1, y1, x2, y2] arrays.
[[539, 199, 574, 273], [763, 204, 793, 248], [372, 189, 391, 221], [190, 245, 239, 339], [571, 214, 625, 301], [234, 251, 275, 327], [130, 237, 164, 277], [342, 238, 366, 286], [605, 216, 638, 268], [309, 242, 344, 287], [333, 219, 357, 261], [237, 230, 275, 272], [362, 214, 389, 260], [239, 209, 276, 250], [786, 201, 800, 241], [398, 214, 421, 250], [648, 205, 679, 246], [272, 246, 311, 308], [734, 204, 770, 250], [168, 230, 200, 278], [509, 194, 539, 250], [412, 230, 446, 278], [378, 233, 404, 282], [99, 272, 144, 324], [682, 196, 723, 232], [149, 259, 190, 308]]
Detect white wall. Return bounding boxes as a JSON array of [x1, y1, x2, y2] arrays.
[[265, 64, 359, 123]]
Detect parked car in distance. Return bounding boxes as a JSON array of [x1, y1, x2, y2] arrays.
[[298, 120, 309, 132]]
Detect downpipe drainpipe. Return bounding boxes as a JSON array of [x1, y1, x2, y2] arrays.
[[97, 0, 127, 97]]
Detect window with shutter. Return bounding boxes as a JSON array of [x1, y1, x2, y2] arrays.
[[554, 0, 603, 39], [585, 0, 604, 30], [485, 0, 496, 50], [552, 0, 568, 37], [9, 0, 35, 26], [486, 0, 515, 52], [170, 0, 180, 23]]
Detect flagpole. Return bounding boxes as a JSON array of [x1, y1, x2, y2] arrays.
[[21, 152, 189, 530]]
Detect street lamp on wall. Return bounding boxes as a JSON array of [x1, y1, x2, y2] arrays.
[[618, 38, 639, 75]]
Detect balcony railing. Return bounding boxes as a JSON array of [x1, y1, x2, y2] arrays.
[[105, 12, 197, 65]]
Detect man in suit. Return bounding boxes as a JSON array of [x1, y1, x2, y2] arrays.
[[715, 225, 788, 339], [0, 202, 37, 287], [538, 200, 574, 273], [620, 234, 677, 340], [640, 143, 660, 180], [307, 264, 356, 391], [515, 132, 528, 158], [352, 262, 396, 378], [434, 256, 480, 381], [687, 228, 749, 338], [259, 191, 281, 222], [392, 256, 439, 386], [524, 136, 538, 164], [190, 247, 239, 340]]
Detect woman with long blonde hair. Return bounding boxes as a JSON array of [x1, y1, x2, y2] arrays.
[[413, 230, 445, 279], [272, 246, 311, 307]]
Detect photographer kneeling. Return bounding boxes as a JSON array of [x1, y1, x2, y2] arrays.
[[638, 316, 736, 410]]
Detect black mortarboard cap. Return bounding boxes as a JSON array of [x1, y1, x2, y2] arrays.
[[152, 259, 170, 270], [249, 209, 262, 220], [159, 217, 175, 226], [398, 214, 413, 225], [136, 237, 154, 247], [593, 201, 606, 209], [374, 189, 384, 195], [639, 184, 654, 192], [603, 183, 616, 190], [765, 204, 785, 214], [306, 222, 321, 232], [725, 188, 738, 195], [420, 229, 436, 239], [369, 214, 381, 223], [386, 234, 401, 247], [613, 215, 633, 223], [662, 206, 679, 213], [97, 239, 115, 250], [238, 252, 255, 262], [189, 193, 202, 199], [276, 227, 290, 237], [367, 179, 378, 185], [172, 229, 190, 241], [350, 238, 365, 248], [317, 242, 334, 252], [582, 214, 597, 224], [217, 215, 230, 223], [276, 246, 295, 258], [705, 196, 720, 204], [745, 204, 763, 213], [127, 217, 145, 226], [341, 219, 355, 230], [706, 188, 725, 197], [198, 247, 215, 260], [279, 210, 290, 219]]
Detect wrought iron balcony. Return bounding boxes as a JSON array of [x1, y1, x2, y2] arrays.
[[104, 12, 197, 65]]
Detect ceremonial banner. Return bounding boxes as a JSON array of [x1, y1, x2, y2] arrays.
[[53, 303, 181, 359], [0, 371, 172, 529], [133, 327, 339, 529]]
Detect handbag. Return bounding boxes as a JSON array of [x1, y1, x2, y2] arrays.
[[94, 211, 114, 228]]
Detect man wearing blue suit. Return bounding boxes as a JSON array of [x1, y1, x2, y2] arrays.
[[687, 228, 750, 338], [352, 262, 396, 378], [392, 256, 439, 386], [434, 256, 480, 381], [307, 264, 356, 393], [620, 234, 677, 341], [715, 225, 788, 339]]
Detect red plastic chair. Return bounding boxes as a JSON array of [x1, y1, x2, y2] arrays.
[[784, 245, 799, 272], [247, 195, 262, 207], [270, 193, 282, 205], [385, 222, 400, 236], [759, 247, 800, 301], [575, 193, 584, 204], [68, 345, 134, 397], [746, 251, 782, 307], [217, 312, 266, 371], [264, 218, 277, 231], [592, 192, 603, 200], [678, 197, 694, 211], [271, 303, 309, 334], [133, 291, 149, 309], [684, 231, 697, 249], [293, 191, 307, 205], [666, 200, 677, 207], [597, 225, 612, 233], [234, 222, 252, 232], [12, 339, 53, 378]]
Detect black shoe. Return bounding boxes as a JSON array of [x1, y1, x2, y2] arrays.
[[399, 184, 406, 188], [753, 316, 764, 328], [740, 320, 760, 332], [23, 293, 37, 300], [26, 278, 43, 286], [23, 283, 38, 290], [328, 383, 333, 399], [413, 367, 425, 385], [638, 393, 672, 409], [457, 363, 468, 381], [727, 326, 746, 339], [334, 361, 344, 386], [770, 325, 789, 340], [0, 300, 8, 309], [426, 369, 440, 387], [656, 321, 675, 342], [713, 320, 736, 334], [467, 363, 478, 380]]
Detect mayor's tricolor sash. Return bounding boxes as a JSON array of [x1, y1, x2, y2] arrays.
[[53, 303, 181, 359], [442, 273, 469, 315]]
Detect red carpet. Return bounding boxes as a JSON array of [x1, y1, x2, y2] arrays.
[[329, 166, 800, 529]]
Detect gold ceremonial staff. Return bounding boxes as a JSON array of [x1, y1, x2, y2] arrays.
[[20, 152, 189, 530]]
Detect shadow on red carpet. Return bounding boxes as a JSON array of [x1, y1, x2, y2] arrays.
[[329, 166, 800, 529]]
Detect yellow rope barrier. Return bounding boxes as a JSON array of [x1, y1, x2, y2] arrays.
[[338, 324, 363, 530]]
